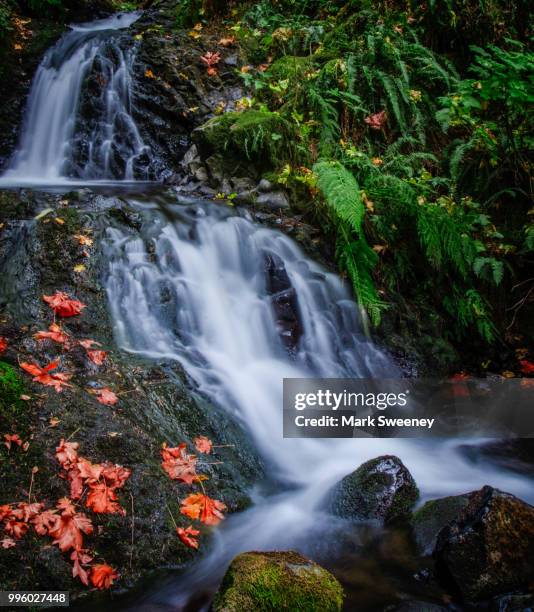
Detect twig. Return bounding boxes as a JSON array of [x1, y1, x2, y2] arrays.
[[166, 504, 178, 530], [65, 427, 80, 442], [129, 492, 135, 571]]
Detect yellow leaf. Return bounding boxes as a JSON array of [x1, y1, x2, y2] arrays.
[[145, 68, 156, 79], [49, 417, 61, 427], [502, 370, 515, 378], [73, 234, 93, 246], [73, 264, 86, 273], [54, 217, 65, 225], [188, 30, 201, 39]]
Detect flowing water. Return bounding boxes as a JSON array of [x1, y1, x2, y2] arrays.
[[1, 11, 532, 610], [103, 198, 534, 610], [0, 12, 152, 186]]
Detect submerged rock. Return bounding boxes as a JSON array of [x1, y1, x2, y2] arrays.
[[213, 551, 344, 612], [411, 493, 471, 555], [433, 485, 534, 601], [330, 456, 419, 524]]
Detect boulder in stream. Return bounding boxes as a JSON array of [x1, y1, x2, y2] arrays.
[[433, 485, 534, 601], [213, 551, 344, 611], [329, 456, 419, 524], [411, 493, 472, 555]]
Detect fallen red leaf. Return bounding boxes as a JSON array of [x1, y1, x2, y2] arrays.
[[194, 436, 213, 454], [79, 339, 101, 349], [519, 359, 534, 375], [32, 509, 59, 536], [4, 520, 29, 539], [4, 433, 23, 450], [34, 323, 70, 345], [86, 483, 125, 515], [20, 360, 72, 392], [364, 110, 387, 130], [176, 525, 200, 549], [96, 388, 118, 406], [56, 439, 79, 469], [1, 537, 16, 548], [43, 291, 86, 317], [90, 564, 119, 590], [48, 499, 93, 552], [0, 337, 7, 354], [71, 549, 93, 586], [180, 493, 226, 526], [87, 350, 107, 366], [161, 443, 199, 484]]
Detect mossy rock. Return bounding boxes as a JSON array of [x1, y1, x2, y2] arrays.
[[411, 494, 471, 555], [194, 110, 292, 170], [329, 455, 419, 524], [268, 55, 315, 82], [434, 486, 534, 601], [213, 551, 344, 611]]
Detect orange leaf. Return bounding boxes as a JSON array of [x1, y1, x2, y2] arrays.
[[4, 433, 23, 450], [20, 360, 72, 392], [96, 388, 118, 406], [56, 439, 79, 469], [90, 564, 119, 590], [71, 549, 93, 586], [86, 483, 125, 515], [79, 339, 101, 349], [161, 443, 199, 484], [194, 436, 213, 454], [87, 349, 107, 365], [176, 525, 200, 549], [43, 291, 85, 317], [519, 359, 534, 375], [180, 493, 226, 526], [1, 537, 16, 548], [34, 323, 70, 344], [48, 504, 93, 552]]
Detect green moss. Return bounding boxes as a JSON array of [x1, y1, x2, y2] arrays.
[[195, 110, 293, 169], [0, 361, 27, 429], [268, 55, 314, 82], [214, 551, 343, 611]]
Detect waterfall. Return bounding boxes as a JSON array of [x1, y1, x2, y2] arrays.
[[0, 12, 152, 185], [104, 198, 533, 609]]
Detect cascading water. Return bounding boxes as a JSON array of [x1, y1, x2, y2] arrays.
[[104, 198, 534, 609], [0, 12, 152, 185]]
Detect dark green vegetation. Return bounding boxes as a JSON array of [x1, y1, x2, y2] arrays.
[[187, 0, 533, 367]]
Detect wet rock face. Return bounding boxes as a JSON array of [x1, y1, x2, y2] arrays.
[[264, 253, 301, 351], [433, 486, 534, 601], [329, 456, 419, 524], [213, 551, 344, 612], [410, 494, 472, 556]]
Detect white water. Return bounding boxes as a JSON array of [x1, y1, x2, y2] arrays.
[[0, 12, 151, 186], [104, 199, 533, 609]]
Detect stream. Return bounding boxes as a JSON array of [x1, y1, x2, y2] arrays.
[[0, 11, 532, 612]]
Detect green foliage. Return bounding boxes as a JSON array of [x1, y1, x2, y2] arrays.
[[0, 1, 11, 39], [314, 161, 383, 327]]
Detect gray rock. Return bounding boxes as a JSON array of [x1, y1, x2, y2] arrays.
[[231, 177, 256, 193], [257, 178, 275, 192], [194, 166, 209, 182], [411, 494, 471, 555], [490, 592, 534, 611], [434, 486, 534, 601], [213, 551, 344, 611], [181, 144, 199, 168], [256, 191, 290, 210], [329, 455, 419, 524]]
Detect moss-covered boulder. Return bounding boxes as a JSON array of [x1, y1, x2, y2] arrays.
[[213, 551, 343, 612], [329, 455, 419, 524], [411, 494, 471, 555], [194, 110, 292, 171], [434, 486, 534, 601]]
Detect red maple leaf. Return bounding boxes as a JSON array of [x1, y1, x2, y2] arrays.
[[86, 483, 125, 515], [11, 502, 43, 522], [20, 360, 72, 392], [364, 110, 387, 130], [176, 525, 200, 549], [96, 388, 118, 406], [194, 436, 213, 454], [519, 359, 534, 375], [78, 339, 100, 349], [87, 350, 107, 365], [70, 549, 93, 586], [4, 433, 23, 450], [56, 439, 79, 469], [43, 291, 86, 317], [48, 501, 93, 552], [161, 443, 199, 484], [4, 520, 29, 539], [90, 564, 119, 590], [180, 494, 226, 526], [34, 323, 70, 345], [1, 537, 16, 548], [0, 337, 7, 354], [32, 509, 59, 536]]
